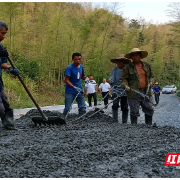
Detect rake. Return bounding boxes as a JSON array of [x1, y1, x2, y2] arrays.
[[7, 56, 66, 126]]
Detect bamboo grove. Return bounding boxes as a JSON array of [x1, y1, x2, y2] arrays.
[[0, 2, 180, 91]]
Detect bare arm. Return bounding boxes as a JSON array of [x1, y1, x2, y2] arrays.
[[64, 76, 74, 88], [95, 85, 97, 93], [99, 88, 102, 96], [108, 88, 111, 95]]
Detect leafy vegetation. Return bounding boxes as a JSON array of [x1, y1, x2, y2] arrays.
[[0, 2, 180, 108]]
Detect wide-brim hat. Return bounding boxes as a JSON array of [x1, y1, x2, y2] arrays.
[[110, 54, 131, 64], [154, 82, 159, 85], [125, 48, 148, 59]]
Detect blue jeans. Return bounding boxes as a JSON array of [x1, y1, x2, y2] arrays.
[[63, 92, 86, 116]]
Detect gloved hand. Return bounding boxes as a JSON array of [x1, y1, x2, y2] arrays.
[[8, 67, 20, 76], [0, 50, 9, 57], [73, 86, 82, 92]]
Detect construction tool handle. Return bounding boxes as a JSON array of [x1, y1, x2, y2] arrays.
[[7, 57, 47, 120], [87, 89, 126, 119], [146, 84, 150, 96], [65, 90, 81, 120]]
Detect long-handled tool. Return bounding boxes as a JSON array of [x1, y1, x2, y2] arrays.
[[71, 89, 126, 124], [87, 89, 126, 119], [130, 87, 156, 106], [76, 86, 115, 121], [98, 85, 115, 105], [6, 56, 66, 126]]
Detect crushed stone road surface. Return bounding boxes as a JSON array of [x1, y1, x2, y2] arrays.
[[0, 93, 180, 178]]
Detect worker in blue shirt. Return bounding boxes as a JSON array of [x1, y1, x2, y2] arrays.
[[153, 82, 161, 105], [63, 52, 86, 118]]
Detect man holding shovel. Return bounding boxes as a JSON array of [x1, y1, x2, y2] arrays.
[[109, 54, 131, 123], [0, 20, 20, 130], [120, 48, 154, 125], [63, 52, 86, 118]]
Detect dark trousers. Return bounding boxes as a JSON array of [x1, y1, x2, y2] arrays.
[[111, 93, 128, 112], [154, 93, 160, 104], [88, 93, 97, 106], [102, 91, 109, 106], [0, 90, 12, 116], [128, 89, 154, 117]]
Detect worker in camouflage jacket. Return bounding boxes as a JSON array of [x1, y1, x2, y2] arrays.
[[120, 48, 154, 125]]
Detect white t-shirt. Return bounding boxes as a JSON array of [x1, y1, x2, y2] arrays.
[[85, 80, 97, 94], [99, 83, 111, 92]]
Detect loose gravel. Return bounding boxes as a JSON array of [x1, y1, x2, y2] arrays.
[[0, 93, 180, 178]]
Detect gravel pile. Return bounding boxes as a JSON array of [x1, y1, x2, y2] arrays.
[[0, 93, 180, 178]]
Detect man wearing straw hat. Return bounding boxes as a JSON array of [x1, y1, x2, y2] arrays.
[[109, 54, 131, 123], [120, 48, 154, 125]]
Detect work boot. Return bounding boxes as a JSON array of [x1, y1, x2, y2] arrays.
[[112, 109, 118, 123], [1, 110, 16, 130], [130, 115, 137, 124], [145, 114, 152, 125], [122, 111, 128, 124]]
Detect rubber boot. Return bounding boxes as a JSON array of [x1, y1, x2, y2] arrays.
[[112, 109, 118, 123], [122, 111, 128, 124], [145, 114, 152, 125], [130, 115, 137, 124], [1, 110, 16, 130]]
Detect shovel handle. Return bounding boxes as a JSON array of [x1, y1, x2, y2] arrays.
[[7, 57, 47, 120], [86, 89, 126, 119], [146, 84, 150, 96]]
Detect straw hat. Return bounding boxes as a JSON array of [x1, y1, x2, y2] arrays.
[[125, 48, 148, 59], [110, 54, 131, 64], [154, 82, 159, 85]]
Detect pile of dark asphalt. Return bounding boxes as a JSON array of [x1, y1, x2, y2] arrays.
[[0, 108, 180, 178]]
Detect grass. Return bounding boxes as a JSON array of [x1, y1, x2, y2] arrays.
[[3, 72, 107, 109], [177, 91, 180, 97], [3, 72, 65, 109]]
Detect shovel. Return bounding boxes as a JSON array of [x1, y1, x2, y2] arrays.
[[7, 56, 66, 126]]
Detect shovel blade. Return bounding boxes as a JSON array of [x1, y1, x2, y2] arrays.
[[32, 116, 66, 126]]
